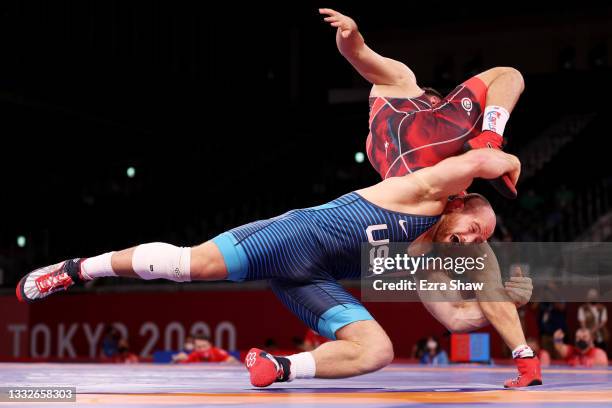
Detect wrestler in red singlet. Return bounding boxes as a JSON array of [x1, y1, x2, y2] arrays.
[[367, 77, 487, 179]]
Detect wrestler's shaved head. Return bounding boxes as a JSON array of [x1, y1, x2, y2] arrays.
[[433, 194, 496, 243]]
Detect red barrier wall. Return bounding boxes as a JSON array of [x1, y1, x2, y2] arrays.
[[0, 291, 600, 361], [0, 296, 29, 359]]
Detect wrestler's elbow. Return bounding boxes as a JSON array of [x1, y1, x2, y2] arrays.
[[507, 67, 525, 93], [437, 313, 470, 333], [494, 66, 525, 93], [441, 306, 488, 333], [443, 318, 474, 333]]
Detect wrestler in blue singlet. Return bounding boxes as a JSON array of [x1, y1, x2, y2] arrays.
[[213, 192, 440, 339]]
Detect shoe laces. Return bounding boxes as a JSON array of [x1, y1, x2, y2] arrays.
[[35, 265, 72, 293]]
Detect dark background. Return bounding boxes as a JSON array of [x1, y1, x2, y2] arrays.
[[1, 1, 612, 288]]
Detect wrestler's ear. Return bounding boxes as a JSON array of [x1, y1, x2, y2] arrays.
[[444, 198, 464, 213]]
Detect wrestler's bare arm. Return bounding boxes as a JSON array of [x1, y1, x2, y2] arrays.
[[417, 274, 533, 333], [362, 149, 521, 212], [416, 255, 532, 332], [415, 149, 521, 201], [319, 8, 419, 89], [415, 271, 489, 333]]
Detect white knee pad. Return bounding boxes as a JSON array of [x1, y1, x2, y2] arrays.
[[132, 243, 191, 282]]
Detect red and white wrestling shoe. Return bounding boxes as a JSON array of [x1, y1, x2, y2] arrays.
[[463, 130, 517, 199], [245, 348, 291, 387], [504, 357, 543, 388], [16, 259, 85, 304]]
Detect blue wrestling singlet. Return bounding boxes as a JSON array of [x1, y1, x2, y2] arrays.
[[213, 192, 440, 339]]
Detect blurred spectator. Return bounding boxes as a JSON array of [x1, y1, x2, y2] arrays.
[[182, 336, 195, 354], [174, 335, 236, 363], [171, 336, 195, 362], [419, 337, 449, 365], [302, 329, 329, 351], [553, 328, 608, 367], [538, 302, 568, 358], [113, 338, 139, 364], [578, 289, 608, 351], [526, 337, 550, 367], [101, 325, 121, 359], [411, 337, 427, 360]]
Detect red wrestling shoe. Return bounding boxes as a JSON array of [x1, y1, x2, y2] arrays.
[[463, 130, 517, 199], [504, 357, 543, 388], [245, 348, 290, 387], [16, 259, 85, 303]]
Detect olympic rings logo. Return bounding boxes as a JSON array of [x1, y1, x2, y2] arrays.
[[245, 352, 257, 368]]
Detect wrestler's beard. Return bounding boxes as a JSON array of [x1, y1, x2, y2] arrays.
[[432, 214, 456, 242]]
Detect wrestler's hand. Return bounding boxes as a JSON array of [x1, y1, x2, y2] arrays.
[[503, 266, 532, 308], [506, 153, 521, 188], [319, 8, 358, 38]]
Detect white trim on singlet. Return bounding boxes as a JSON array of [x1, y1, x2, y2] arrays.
[[400, 156, 413, 174], [406, 98, 424, 112], [431, 85, 465, 112], [383, 111, 483, 179], [370, 94, 428, 124], [368, 99, 388, 125], [419, 99, 432, 108], [396, 114, 413, 173], [380, 97, 412, 115], [373, 96, 423, 173]]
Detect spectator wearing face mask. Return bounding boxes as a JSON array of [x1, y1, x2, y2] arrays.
[[554, 328, 608, 367], [175, 334, 237, 363], [419, 336, 449, 365]]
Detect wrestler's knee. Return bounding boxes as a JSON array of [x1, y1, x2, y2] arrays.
[[501, 67, 524, 92], [337, 320, 394, 374], [478, 66, 525, 92], [190, 241, 228, 280], [358, 337, 394, 374]]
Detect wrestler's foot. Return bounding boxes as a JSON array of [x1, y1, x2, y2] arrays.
[[16, 258, 86, 304], [245, 348, 291, 387], [504, 356, 543, 388], [463, 130, 517, 199]]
